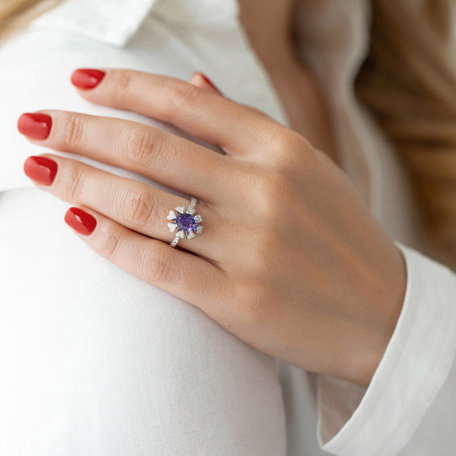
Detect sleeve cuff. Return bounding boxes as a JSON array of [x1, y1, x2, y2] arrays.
[[316, 241, 456, 455]]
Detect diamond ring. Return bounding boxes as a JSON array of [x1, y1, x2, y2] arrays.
[[167, 197, 204, 247]]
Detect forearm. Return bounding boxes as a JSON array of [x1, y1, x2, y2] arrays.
[[238, 0, 337, 163]]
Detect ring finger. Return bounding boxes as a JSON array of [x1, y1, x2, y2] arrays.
[[23, 153, 225, 259]]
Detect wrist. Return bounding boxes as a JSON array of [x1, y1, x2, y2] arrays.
[[334, 243, 407, 387]]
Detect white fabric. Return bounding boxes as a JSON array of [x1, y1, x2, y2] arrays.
[[316, 243, 456, 455], [0, 0, 455, 455]]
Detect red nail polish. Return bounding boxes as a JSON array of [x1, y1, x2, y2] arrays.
[[23, 156, 58, 185], [197, 72, 222, 95], [71, 69, 106, 89], [17, 113, 52, 139], [64, 207, 97, 235]]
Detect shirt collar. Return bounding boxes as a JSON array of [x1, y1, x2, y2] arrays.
[[152, 0, 239, 28], [33, 0, 159, 47], [32, 0, 239, 47]]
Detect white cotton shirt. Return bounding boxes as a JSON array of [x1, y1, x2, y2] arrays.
[[0, 1, 455, 455]]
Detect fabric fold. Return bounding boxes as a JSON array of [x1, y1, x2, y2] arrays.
[[32, 0, 158, 46]]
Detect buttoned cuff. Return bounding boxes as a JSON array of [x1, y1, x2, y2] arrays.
[[316, 241, 456, 456]]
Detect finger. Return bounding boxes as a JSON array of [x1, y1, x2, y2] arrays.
[[189, 71, 223, 95], [70, 68, 281, 157], [18, 110, 236, 204], [24, 154, 225, 260], [64, 204, 230, 318]]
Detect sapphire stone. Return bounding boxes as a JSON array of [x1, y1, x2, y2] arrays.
[[176, 212, 199, 233]]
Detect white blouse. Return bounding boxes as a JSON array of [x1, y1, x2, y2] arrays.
[[0, 0, 455, 455]]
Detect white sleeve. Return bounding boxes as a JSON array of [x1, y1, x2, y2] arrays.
[[315, 241, 456, 456]]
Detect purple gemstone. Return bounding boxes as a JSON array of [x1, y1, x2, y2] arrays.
[[176, 212, 199, 234]]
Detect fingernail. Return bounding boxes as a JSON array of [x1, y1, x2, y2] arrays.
[[64, 207, 97, 235], [17, 113, 52, 139], [23, 156, 58, 185], [71, 69, 106, 89], [195, 72, 222, 95]]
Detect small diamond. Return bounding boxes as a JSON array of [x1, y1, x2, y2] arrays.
[[195, 214, 203, 222], [168, 223, 177, 232], [175, 206, 185, 214], [167, 210, 176, 220], [196, 225, 204, 234], [187, 231, 196, 240]]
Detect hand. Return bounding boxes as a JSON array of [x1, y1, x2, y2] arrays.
[[17, 68, 406, 387]]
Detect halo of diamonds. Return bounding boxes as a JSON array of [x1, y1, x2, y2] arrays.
[[167, 197, 204, 247]]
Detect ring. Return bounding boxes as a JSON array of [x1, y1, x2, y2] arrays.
[[167, 197, 204, 247]]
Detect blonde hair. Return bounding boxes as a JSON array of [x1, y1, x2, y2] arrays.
[[0, 0, 60, 41], [1, 0, 455, 270], [355, 0, 456, 270]]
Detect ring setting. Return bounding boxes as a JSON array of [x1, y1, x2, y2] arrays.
[[167, 197, 204, 247]]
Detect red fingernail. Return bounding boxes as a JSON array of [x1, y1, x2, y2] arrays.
[[23, 156, 58, 185], [71, 69, 106, 89], [196, 72, 222, 95], [64, 207, 97, 235], [17, 113, 52, 139]]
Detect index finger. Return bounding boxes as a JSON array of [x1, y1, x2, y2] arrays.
[[71, 68, 281, 157]]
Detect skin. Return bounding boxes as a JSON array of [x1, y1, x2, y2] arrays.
[[238, 0, 338, 163], [19, 67, 406, 387]]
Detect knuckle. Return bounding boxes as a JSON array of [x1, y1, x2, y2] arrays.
[[124, 128, 168, 171], [121, 187, 155, 227], [100, 223, 123, 259], [265, 127, 312, 169], [65, 163, 87, 202], [62, 113, 85, 148], [274, 128, 304, 158], [280, 127, 306, 148], [111, 70, 135, 105], [284, 131, 318, 169], [124, 128, 154, 166], [142, 245, 174, 283], [169, 81, 201, 116]]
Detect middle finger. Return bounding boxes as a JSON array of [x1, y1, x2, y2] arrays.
[[18, 110, 237, 204]]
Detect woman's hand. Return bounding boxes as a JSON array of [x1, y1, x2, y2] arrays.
[[17, 68, 406, 387]]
